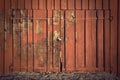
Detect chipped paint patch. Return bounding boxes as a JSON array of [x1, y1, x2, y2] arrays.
[[36, 20, 42, 34]]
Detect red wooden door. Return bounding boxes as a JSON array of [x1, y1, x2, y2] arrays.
[[11, 9, 111, 72]]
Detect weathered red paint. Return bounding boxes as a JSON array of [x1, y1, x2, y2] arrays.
[[0, 0, 119, 75]]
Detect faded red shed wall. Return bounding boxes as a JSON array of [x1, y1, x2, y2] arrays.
[[0, 0, 119, 75]]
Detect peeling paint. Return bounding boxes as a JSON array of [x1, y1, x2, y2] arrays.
[[36, 20, 42, 34], [53, 31, 60, 41], [67, 11, 75, 25]]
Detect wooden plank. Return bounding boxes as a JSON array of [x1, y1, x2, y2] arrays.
[[60, 11, 65, 71], [68, 0, 74, 9], [32, 0, 38, 9], [18, 0, 25, 9], [4, 0, 13, 74], [110, 0, 118, 73], [28, 10, 33, 72], [89, 0, 95, 9], [0, 0, 5, 75], [55, 0, 60, 9], [86, 10, 96, 71], [96, 0, 102, 9], [52, 10, 61, 71], [61, 0, 67, 9], [0, 0, 5, 11], [118, 0, 120, 74], [25, 0, 32, 9], [47, 0, 54, 10], [65, 10, 75, 71], [13, 10, 21, 72], [104, 10, 110, 72], [52, 10, 65, 71], [76, 10, 85, 70], [39, 0, 46, 9], [11, 0, 18, 9], [82, 0, 88, 9], [33, 10, 47, 72], [91, 10, 97, 71], [47, 10, 53, 71], [103, 0, 109, 9], [76, 0, 82, 9], [20, 10, 28, 71], [97, 10, 104, 71]]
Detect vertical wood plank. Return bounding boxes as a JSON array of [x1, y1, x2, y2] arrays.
[[32, 0, 38, 9], [52, 10, 61, 71], [33, 10, 47, 72], [25, 0, 32, 9], [47, 0, 54, 10], [21, 10, 28, 71], [55, 0, 60, 9], [97, 10, 104, 71], [103, 0, 109, 9], [0, 0, 4, 75], [65, 10, 75, 71], [89, 0, 95, 9], [28, 10, 33, 72], [18, 0, 25, 9], [82, 0, 88, 9], [5, 0, 13, 74], [104, 11, 110, 72], [47, 10, 53, 71], [76, 10, 85, 70], [86, 10, 96, 71], [110, 0, 118, 73], [60, 11, 65, 71], [13, 10, 21, 72], [11, 0, 18, 9], [39, 0, 46, 9], [68, 0, 74, 9], [91, 10, 97, 71], [76, 0, 82, 9], [96, 0, 102, 9], [61, 0, 67, 9], [118, 0, 120, 74]]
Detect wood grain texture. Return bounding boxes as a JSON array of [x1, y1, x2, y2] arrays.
[[47, 0, 54, 10], [20, 10, 28, 71], [97, 10, 104, 71], [76, 0, 82, 9], [96, 0, 102, 9], [13, 10, 21, 72], [61, 0, 67, 9], [33, 10, 47, 72], [82, 0, 88, 9], [68, 0, 74, 9], [89, 0, 95, 9], [86, 10, 96, 71], [4, 0, 13, 74], [104, 11, 110, 72], [18, 0, 25, 9], [25, 0, 32, 9], [55, 0, 60, 9], [76, 10, 85, 70], [39, 0, 47, 9], [0, 0, 4, 75], [110, 0, 118, 73], [32, 0, 38, 9], [47, 10, 53, 71], [27, 10, 33, 72], [11, 0, 18, 9], [118, 0, 120, 74], [65, 10, 75, 71]]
